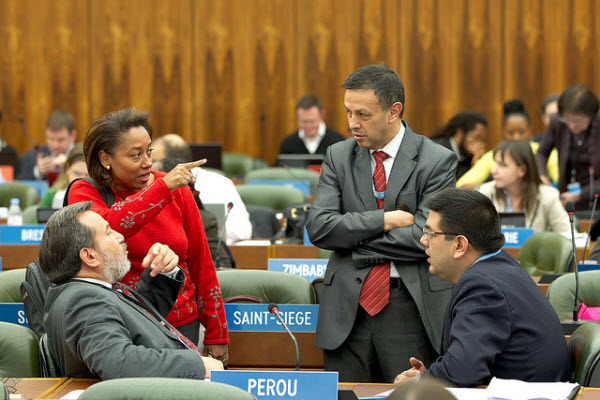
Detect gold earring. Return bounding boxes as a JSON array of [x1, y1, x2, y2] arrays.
[[106, 165, 110, 170]]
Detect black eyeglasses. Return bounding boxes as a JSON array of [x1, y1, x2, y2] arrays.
[[422, 228, 463, 238]]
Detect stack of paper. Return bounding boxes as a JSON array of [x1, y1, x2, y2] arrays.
[[485, 377, 580, 400]]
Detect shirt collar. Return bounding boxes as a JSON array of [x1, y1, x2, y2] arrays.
[[298, 121, 326, 141], [71, 277, 112, 289], [370, 122, 405, 159]]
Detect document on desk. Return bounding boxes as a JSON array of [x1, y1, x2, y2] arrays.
[[485, 377, 580, 400]]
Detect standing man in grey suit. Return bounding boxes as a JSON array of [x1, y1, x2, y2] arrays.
[[40, 201, 223, 379], [306, 64, 458, 383]]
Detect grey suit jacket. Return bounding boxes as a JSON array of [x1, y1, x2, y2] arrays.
[[307, 123, 458, 351], [43, 269, 207, 380]]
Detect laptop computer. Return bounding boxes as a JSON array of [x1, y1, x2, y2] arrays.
[[498, 212, 526, 228], [189, 143, 222, 170], [276, 154, 325, 168]]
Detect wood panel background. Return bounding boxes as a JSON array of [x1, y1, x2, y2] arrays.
[[1, 0, 599, 165]]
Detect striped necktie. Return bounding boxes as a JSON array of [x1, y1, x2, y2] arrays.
[[359, 151, 391, 316]]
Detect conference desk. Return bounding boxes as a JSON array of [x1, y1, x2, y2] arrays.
[[5, 377, 600, 399], [0, 244, 39, 270]]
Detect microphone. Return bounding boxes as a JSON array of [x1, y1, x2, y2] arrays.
[[581, 191, 599, 263], [268, 303, 300, 371], [18, 117, 41, 153], [214, 202, 234, 269], [591, 167, 596, 210], [562, 202, 585, 334]]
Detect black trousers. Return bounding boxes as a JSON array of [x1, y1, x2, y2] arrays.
[[177, 319, 201, 346], [324, 278, 438, 383]]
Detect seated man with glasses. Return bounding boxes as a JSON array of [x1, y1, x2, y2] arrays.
[[395, 188, 570, 387]]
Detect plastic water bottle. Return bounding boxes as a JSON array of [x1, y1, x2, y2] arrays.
[[7, 198, 23, 226]]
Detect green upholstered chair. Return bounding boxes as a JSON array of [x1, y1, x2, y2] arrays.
[[546, 270, 600, 320], [221, 152, 268, 179], [569, 322, 600, 386], [0, 183, 39, 208], [216, 269, 316, 304], [517, 232, 573, 276], [79, 378, 257, 400], [0, 269, 26, 303], [235, 184, 305, 212], [39, 334, 61, 378], [0, 381, 8, 400], [0, 322, 40, 377], [22, 205, 38, 224], [245, 167, 321, 195]]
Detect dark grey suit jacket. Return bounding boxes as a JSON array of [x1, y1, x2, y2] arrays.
[[425, 251, 571, 386], [307, 123, 458, 351], [279, 128, 345, 155], [17, 146, 49, 180], [43, 269, 207, 380]]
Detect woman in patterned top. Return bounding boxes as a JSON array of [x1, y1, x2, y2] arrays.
[[67, 107, 229, 364]]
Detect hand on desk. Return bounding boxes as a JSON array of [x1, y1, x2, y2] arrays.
[[202, 355, 224, 379], [394, 357, 427, 383], [142, 243, 179, 277], [204, 343, 229, 367]]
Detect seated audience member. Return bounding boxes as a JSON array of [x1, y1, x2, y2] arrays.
[[457, 100, 559, 189], [430, 111, 488, 180], [532, 93, 560, 143], [40, 202, 224, 379], [278, 95, 345, 156], [154, 157, 233, 268], [17, 110, 77, 180], [478, 140, 570, 234], [394, 189, 570, 387], [152, 134, 252, 245], [38, 143, 88, 209], [537, 85, 600, 210]]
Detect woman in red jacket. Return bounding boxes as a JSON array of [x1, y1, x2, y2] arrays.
[[68, 107, 229, 363]]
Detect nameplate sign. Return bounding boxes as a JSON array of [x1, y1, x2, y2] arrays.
[[249, 179, 311, 197], [501, 228, 534, 247], [0, 303, 28, 327], [578, 263, 600, 272], [211, 370, 338, 400], [268, 259, 327, 282], [0, 225, 45, 244], [224, 304, 318, 332]]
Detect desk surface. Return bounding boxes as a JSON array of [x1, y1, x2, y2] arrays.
[[7, 378, 600, 399]]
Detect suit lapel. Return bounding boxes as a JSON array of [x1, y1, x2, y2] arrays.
[[383, 126, 418, 210], [352, 145, 379, 210]]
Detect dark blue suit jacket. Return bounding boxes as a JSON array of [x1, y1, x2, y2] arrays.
[[424, 251, 570, 386]]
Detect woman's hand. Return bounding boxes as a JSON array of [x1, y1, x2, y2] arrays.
[[204, 344, 229, 367], [162, 159, 207, 191]]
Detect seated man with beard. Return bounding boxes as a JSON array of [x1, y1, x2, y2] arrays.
[[40, 201, 223, 380]]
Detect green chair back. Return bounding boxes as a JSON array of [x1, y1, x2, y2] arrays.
[[0, 183, 39, 208], [22, 205, 38, 224], [245, 167, 321, 195], [235, 184, 305, 212], [569, 322, 600, 386], [217, 269, 316, 304], [79, 377, 257, 400], [0, 269, 26, 303], [546, 270, 600, 320], [0, 381, 8, 400], [222, 152, 268, 179], [0, 322, 40, 378], [517, 232, 573, 276]]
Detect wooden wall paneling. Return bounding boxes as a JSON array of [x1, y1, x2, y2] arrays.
[[399, 0, 502, 145], [295, 0, 399, 141], [194, 0, 295, 163], [0, 0, 90, 154], [88, 0, 194, 139]]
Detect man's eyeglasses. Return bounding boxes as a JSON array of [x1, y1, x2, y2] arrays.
[[422, 228, 462, 238]]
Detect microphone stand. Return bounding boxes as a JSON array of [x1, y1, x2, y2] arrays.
[[562, 202, 586, 335], [268, 303, 300, 371], [581, 193, 599, 263]]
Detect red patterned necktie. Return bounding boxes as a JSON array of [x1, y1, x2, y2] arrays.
[[359, 151, 391, 316], [112, 282, 202, 353]]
